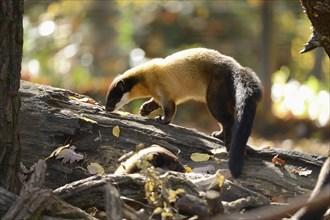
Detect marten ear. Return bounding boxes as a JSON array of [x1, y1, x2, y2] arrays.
[[115, 80, 125, 92]]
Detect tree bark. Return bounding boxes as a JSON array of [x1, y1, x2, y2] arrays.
[[0, 0, 24, 193], [300, 0, 330, 56]]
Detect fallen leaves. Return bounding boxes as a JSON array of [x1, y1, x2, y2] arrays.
[[87, 162, 105, 175], [289, 166, 313, 176], [190, 152, 213, 162], [215, 171, 225, 188], [45, 144, 84, 164], [271, 155, 312, 176], [112, 125, 120, 137], [272, 154, 286, 168], [73, 113, 98, 124], [168, 188, 185, 203], [69, 96, 97, 105], [115, 111, 130, 116], [45, 144, 70, 161], [184, 165, 192, 173], [56, 147, 84, 164]]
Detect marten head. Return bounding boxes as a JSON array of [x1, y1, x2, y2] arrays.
[[105, 75, 139, 112]]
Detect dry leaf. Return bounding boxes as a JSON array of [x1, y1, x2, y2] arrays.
[[215, 172, 225, 188], [56, 147, 84, 164], [210, 147, 227, 156], [168, 188, 185, 203], [161, 210, 173, 218], [74, 114, 97, 124], [190, 152, 212, 162], [115, 111, 130, 116], [45, 144, 70, 160], [272, 154, 286, 168], [153, 207, 163, 215], [168, 189, 177, 203], [184, 165, 192, 173], [298, 169, 313, 176], [80, 116, 97, 124], [289, 166, 312, 176], [78, 97, 97, 104], [68, 96, 80, 102], [87, 162, 105, 175], [112, 125, 120, 137], [69, 96, 97, 104]]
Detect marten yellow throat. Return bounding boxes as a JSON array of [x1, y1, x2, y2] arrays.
[[106, 48, 263, 177]]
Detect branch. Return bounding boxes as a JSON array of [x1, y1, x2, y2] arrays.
[[2, 160, 97, 220]]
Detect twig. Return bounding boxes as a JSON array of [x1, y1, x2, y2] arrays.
[[105, 182, 123, 220]]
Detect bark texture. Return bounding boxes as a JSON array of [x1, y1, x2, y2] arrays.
[[0, 0, 24, 193]]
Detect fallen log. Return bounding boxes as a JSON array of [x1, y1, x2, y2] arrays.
[[19, 80, 326, 202]]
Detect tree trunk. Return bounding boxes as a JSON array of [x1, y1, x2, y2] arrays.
[[0, 0, 24, 194], [260, 0, 274, 116], [300, 0, 330, 56]]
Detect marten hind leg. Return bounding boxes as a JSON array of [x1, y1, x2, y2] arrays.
[[209, 104, 234, 151], [206, 80, 235, 151], [212, 124, 225, 141]]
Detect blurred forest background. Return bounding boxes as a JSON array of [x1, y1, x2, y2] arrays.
[[22, 0, 329, 154]]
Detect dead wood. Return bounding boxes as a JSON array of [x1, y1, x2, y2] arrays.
[[211, 185, 330, 220], [15, 80, 328, 218], [105, 182, 123, 220], [1, 160, 96, 220], [0, 187, 17, 217]]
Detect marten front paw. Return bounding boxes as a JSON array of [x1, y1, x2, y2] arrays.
[[139, 107, 152, 116], [139, 100, 160, 116]]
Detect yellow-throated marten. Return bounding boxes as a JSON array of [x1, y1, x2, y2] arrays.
[[106, 48, 263, 178]]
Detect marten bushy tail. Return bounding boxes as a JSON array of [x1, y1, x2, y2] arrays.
[[228, 97, 258, 177], [228, 68, 263, 178]]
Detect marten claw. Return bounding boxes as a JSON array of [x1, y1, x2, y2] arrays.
[[155, 116, 170, 125], [212, 131, 225, 140]]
